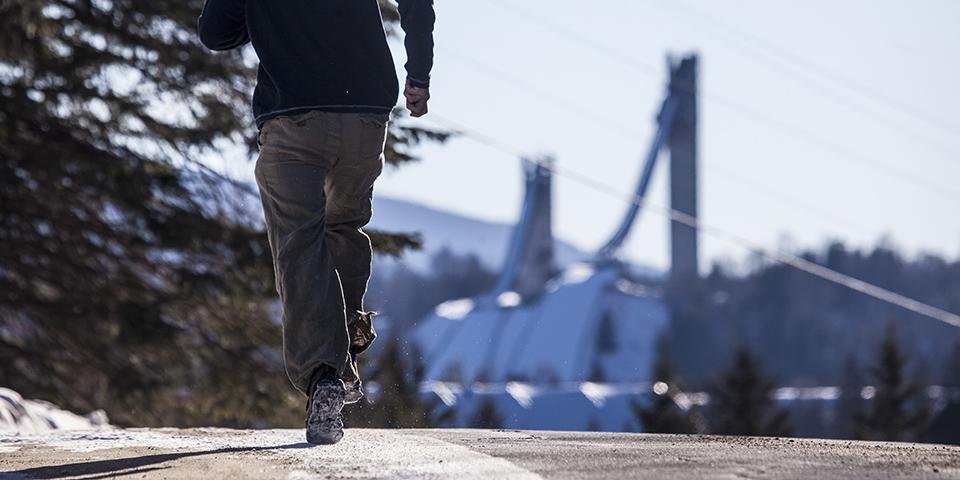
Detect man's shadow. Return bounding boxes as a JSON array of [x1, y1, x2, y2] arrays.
[[3, 442, 313, 479]]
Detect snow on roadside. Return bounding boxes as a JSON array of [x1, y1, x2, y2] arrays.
[[0, 388, 110, 435]]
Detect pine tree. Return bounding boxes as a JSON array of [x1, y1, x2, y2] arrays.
[[943, 341, 960, 388], [854, 325, 930, 442], [837, 355, 866, 438], [1, 0, 444, 426], [632, 337, 703, 434], [0, 0, 288, 427], [708, 347, 791, 437]]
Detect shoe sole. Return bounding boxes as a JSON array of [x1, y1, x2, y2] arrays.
[[307, 428, 343, 445]]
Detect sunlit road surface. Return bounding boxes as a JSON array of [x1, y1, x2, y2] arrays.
[[1, 428, 958, 479]]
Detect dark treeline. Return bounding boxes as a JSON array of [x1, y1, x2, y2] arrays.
[[667, 241, 960, 388], [650, 241, 959, 442], [641, 326, 940, 443], [357, 241, 957, 441]]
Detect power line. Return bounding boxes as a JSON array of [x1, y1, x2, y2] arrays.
[[660, 0, 960, 141], [652, 0, 960, 166], [439, 45, 947, 238], [426, 112, 960, 329], [438, 46, 646, 141], [425, 104, 897, 248], [479, 0, 960, 202], [445, 39, 960, 202], [702, 162, 874, 234], [201, 109, 960, 328], [701, 92, 960, 201]]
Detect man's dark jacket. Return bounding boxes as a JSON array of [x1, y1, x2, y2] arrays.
[[197, 0, 434, 126]]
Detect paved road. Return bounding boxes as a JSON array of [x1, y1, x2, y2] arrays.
[[1, 428, 958, 479]]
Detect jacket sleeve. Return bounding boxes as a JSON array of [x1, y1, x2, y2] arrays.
[[197, 0, 250, 51], [395, 0, 435, 88]]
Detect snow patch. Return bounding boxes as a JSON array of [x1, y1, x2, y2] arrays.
[[422, 381, 462, 407], [435, 298, 475, 320], [0, 388, 110, 434], [558, 262, 594, 285], [496, 291, 522, 308], [579, 382, 617, 408], [505, 382, 537, 409]]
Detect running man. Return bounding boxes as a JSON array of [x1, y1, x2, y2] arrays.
[[197, 0, 434, 444]]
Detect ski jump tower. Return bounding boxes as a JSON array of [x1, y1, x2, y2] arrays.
[[595, 54, 699, 282], [485, 55, 699, 306], [486, 156, 558, 305], [414, 54, 700, 387], [667, 56, 699, 284]]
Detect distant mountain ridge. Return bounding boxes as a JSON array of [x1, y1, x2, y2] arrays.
[[369, 195, 590, 272]]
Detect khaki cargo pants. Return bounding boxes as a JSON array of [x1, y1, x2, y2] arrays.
[[254, 110, 388, 394]]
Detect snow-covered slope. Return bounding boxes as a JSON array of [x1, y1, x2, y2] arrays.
[[427, 383, 649, 431], [369, 196, 589, 272], [413, 262, 669, 385]]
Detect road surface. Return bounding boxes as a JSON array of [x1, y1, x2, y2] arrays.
[[1, 428, 958, 479]]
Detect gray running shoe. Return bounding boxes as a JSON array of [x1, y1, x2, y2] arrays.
[[305, 377, 345, 445]]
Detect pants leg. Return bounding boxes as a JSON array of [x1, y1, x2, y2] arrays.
[[254, 112, 349, 395], [324, 113, 388, 312], [323, 112, 389, 385]]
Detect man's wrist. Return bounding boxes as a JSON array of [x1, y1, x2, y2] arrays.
[[406, 76, 430, 89]]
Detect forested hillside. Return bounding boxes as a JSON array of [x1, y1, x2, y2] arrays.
[[667, 242, 960, 387]]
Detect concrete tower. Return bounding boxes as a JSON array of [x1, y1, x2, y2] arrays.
[[491, 157, 556, 302], [668, 56, 699, 284]]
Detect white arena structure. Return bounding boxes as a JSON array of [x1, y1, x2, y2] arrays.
[[410, 56, 701, 431]]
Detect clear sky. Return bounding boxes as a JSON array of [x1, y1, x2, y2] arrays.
[[219, 0, 960, 273]]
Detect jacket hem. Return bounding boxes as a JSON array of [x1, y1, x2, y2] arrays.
[[255, 105, 394, 127]]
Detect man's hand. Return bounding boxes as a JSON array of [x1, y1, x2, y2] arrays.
[[404, 79, 430, 117]]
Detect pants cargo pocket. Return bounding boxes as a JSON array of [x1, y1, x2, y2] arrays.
[[347, 310, 378, 355]]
